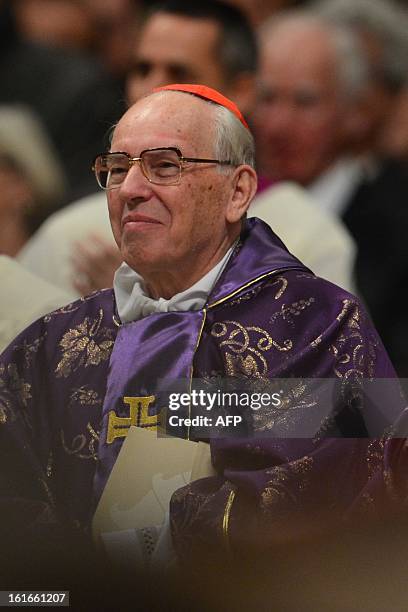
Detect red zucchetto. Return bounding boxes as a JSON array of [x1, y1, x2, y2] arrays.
[[153, 83, 249, 129]]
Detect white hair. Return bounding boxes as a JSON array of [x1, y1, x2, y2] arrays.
[[212, 104, 255, 170], [259, 12, 371, 101], [145, 90, 255, 169], [312, 0, 408, 91]]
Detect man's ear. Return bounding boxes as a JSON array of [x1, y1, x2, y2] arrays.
[[226, 165, 258, 223]]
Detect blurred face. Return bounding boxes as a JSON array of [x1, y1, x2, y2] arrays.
[[0, 164, 34, 256], [126, 13, 226, 104], [254, 24, 351, 185], [108, 93, 233, 287], [84, 0, 140, 77], [16, 0, 94, 50]]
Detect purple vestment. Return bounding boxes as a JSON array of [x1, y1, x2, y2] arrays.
[[0, 219, 403, 557]]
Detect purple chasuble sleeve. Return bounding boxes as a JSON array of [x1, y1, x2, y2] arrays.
[[0, 290, 117, 547]]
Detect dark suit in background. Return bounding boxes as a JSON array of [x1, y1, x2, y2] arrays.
[[343, 158, 408, 376]]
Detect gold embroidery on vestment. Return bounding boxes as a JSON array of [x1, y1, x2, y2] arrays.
[[211, 320, 292, 378], [43, 302, 81, 322], [70, 385, 101, 406], [311, 334, 323, 348], [46, 452, 53, 478], [270, 298, 315, 327], [0, 363, 32, 426], [222, 489, 236, 555], [61, 421, 100, 460], [261, 456, 314, 511], [329, 300, 373, 379], [336, 299, 353, 323], [106, 395, 157, 443], [271, 276, 288, 299], [55, 309, 115, 378], [13, 334, 47, 367], [207, 269, 297, 310], [44, 292, 106, 323], [366, 439, 384, 477]]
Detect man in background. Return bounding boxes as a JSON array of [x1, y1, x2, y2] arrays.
[[255, 9, 408, 375], [314, 0, 408, 166]]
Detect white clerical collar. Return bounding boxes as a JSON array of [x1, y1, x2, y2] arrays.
[[113, 246, 234, 323]]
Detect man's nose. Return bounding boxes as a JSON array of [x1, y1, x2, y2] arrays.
[[118, 162, 151, 201]]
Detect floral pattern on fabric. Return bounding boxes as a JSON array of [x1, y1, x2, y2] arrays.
[[55, 309, 115, 378]]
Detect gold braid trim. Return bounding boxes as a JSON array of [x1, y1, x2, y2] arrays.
[[222, 489, 236, 556], [208, 270, 285, 310]]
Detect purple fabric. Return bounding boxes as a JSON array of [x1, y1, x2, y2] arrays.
[[357, 407, 408, 521], [0, 218, 404, 554], [95, 310, 205, 501], [209, 219, 307, 304]]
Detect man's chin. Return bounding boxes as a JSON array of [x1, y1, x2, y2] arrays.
[[122, 249, 169, 277]]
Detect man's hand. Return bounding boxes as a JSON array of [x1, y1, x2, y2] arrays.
[[70, 234, 122, 295]]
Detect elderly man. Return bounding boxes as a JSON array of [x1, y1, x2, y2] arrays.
[[18, 0, 355, 300], [17, 0, 256, 292], [0, 85, 402, 568]]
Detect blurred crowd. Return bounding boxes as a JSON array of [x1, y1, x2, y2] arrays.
[[2, 0, 408, 376]]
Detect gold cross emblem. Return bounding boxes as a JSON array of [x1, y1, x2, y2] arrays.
[[106, 396, 158, 444]]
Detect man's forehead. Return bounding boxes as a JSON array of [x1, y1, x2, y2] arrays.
[[113, 91, 214, 143], [260, 24, 341, 94], [125, 90, 213, 120], [133, 12, 223, 74], [262, 20, 337, 67], [138, 12, 221, 56]]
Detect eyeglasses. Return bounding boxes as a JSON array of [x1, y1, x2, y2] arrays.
[[92, 147, 234, 189]]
